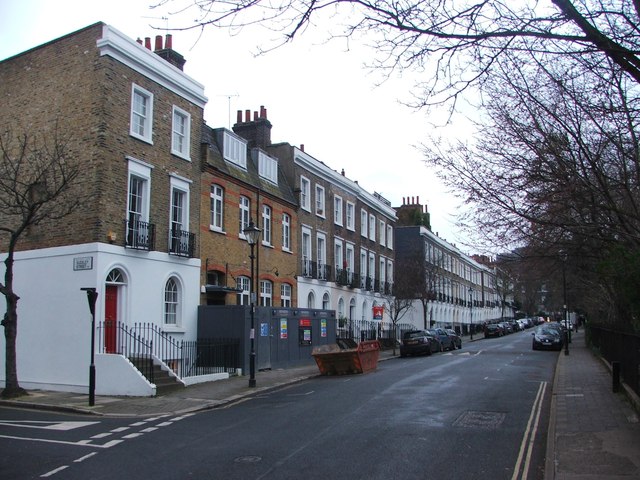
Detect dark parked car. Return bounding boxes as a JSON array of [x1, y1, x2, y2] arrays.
[[532, 325, 563, 351], [484, 323, 503, 338], [427, 328, 456, 351], [400, 330, 438, 357], [446, 329, 462, 349]]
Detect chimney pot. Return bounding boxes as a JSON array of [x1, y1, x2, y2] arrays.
[[165, 34, 172, 49], [245, 110, 250, 122], [144, 37, 151, 49], [237, 110, 242, 124], [260, 105, 266, 118], [253, 111, 258, 121], [417, 195, 420, 204], [341, 169, 345, 176], [136, 37, 143, 45], [155, 35, 163, 51], [300, 144, 305, 152]]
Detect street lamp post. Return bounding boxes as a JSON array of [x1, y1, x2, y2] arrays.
[[469, 287, 473, 340], [560, 251, 569, 355], [81, 287, 98, 406], [243, 220, 262, 388]]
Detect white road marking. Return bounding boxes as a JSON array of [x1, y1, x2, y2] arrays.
[[40, 465, 69, 477], [0, 420, 98, 431], [511, 381, 547, 480], [74, 452, 98, 463]]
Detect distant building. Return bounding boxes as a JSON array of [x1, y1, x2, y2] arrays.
[[394, 197, 503, 332]]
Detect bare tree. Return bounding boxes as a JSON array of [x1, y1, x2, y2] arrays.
[[379, 290, 413, 356], [0, 127, 81, 398], [158, 1, 640, 111]]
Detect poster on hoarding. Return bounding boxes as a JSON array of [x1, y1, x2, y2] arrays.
[[373, 305, 384, 320], [280, 319, 288, 339]]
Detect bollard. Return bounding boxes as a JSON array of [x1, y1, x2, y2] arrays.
[[612, 361, 621, 392]]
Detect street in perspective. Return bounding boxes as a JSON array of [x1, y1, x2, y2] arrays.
[[1, 332, 554, 479]]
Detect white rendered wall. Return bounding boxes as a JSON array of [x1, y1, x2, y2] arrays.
[[0, 242, 200, 394]]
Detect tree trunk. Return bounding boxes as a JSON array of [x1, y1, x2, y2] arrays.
[[2, 251, 26, 399]]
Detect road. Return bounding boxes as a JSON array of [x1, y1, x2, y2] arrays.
[[0, 330, 557, 479]]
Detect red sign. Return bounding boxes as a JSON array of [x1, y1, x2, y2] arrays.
[[299, 318, 312, 327], [373, 306, 384, 320]]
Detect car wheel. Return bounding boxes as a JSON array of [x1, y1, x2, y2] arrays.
[[457, 342, 462, 349]]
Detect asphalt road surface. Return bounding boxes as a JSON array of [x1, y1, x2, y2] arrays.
[[0, 330, 556, 479]]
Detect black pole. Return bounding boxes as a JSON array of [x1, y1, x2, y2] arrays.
[[562, 261, 569, 356], [249, 243, 257, 388], [81, 287, 98, 406]]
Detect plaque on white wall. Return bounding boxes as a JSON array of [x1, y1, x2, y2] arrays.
[[73, 256, 93, 271]]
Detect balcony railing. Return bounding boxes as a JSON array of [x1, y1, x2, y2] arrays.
[[125, 219, 155, 251], [317, 263, 331, 281], [169, 228, 196, 258], [301, 259, 315, 278]]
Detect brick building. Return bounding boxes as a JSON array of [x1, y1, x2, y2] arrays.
[[0, 23, 206, 395], [235, 108, 397, 326], [200, 108, 298, 307]]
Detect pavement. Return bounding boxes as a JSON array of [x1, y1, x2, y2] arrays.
[[1, 331, 639, 478]]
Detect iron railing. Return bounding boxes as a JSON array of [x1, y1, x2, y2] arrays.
[[337, 318, 414, 345], [169, 228, 196, 257], [125, 219, 155, 251], [97, 321, 240, 380], [588, 325, 640, 398]]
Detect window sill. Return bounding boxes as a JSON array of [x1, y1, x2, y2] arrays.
[[130, 132, 153, 145], [162, 325, 185, 334], [210, 227, 226, 235], [171, 150, 192, 162]]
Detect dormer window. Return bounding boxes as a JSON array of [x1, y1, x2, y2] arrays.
[[258, 151, 278, 184], [222, 130, 247, 169]]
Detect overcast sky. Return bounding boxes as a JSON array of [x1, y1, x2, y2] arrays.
[[1, 0, 472, 248]]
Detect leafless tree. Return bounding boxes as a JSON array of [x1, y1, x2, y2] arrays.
[[0, 127, 82, 398], [157, 0, 640, 112]]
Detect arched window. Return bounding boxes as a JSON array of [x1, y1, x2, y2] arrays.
[[337, 298, 345, 318], [164, 277, 180, 325], [322, 292, 330, 310], [362, 300, 368, 321], [106, 268, 126, 285], [349, 298, 356, 320], [307, 291, 316, 309]]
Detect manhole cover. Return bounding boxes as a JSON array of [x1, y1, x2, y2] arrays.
[[234, 456, 262, 463], [453, 411, 506, 429]]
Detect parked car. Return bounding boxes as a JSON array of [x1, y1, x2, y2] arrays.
[[499, 322, 513, 334], [400, 330, 438, 357], [484, 323, 503, 338], [532, 325, 564, 351], [446, 329, 462, 349], [427, 328, 456, 351]]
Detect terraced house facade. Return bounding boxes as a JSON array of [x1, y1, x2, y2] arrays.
[[0, 23, 206, 395]]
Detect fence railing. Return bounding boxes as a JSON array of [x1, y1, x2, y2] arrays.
[[336, 319, 414, 346], [588, 325, 640, 398], [97, 321, 240, 379]]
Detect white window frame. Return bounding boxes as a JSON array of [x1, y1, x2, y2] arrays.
[[379, 220, 386, 246], [369, 252, 376, 284], [317, 233, 327, 279], [164, 277, 180, 326], [323, 293, 331, 310], [379, 256, 386, 286], [369, 214, 376, 241], [387, 259, 394, 286], [360, 249, 367, 288], [386, 224, 393, 249], [262, 204, 272, 246], [360, 209, 368, 237], [300, 176, 311, 211], [334, 195, 343, 226], [315, 184, 325, 217], [169, 175, 191, 250], [281, 284, 292, 307], [302, 226, 312, 276], [171, 105, 191, 160], [346, 202, 355, 231], [282, 213, 291, 252], [239, 195, 250, 238], [223, 130, 247, 168], [126, 158, 152, 248], [210, 184, 224, 232], [258, 151, 278, 184], [130, 84, 153, 144], [236, 276, 250, 305], [334, 239, 344, 274], [260, 280, 273, 306], [346, 243, 355, 273]]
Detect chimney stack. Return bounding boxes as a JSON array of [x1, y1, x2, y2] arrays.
[[144, 37, 151, 49], [150, 33, 186, 70], [232, 105, 273, 150]]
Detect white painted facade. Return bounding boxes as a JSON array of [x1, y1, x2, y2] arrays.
[[0, 243, 200, 394]]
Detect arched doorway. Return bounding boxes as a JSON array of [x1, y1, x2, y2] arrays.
[[104, 268, 126, 353]]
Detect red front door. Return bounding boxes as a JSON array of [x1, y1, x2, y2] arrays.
[[104, 286, 118, 353]]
